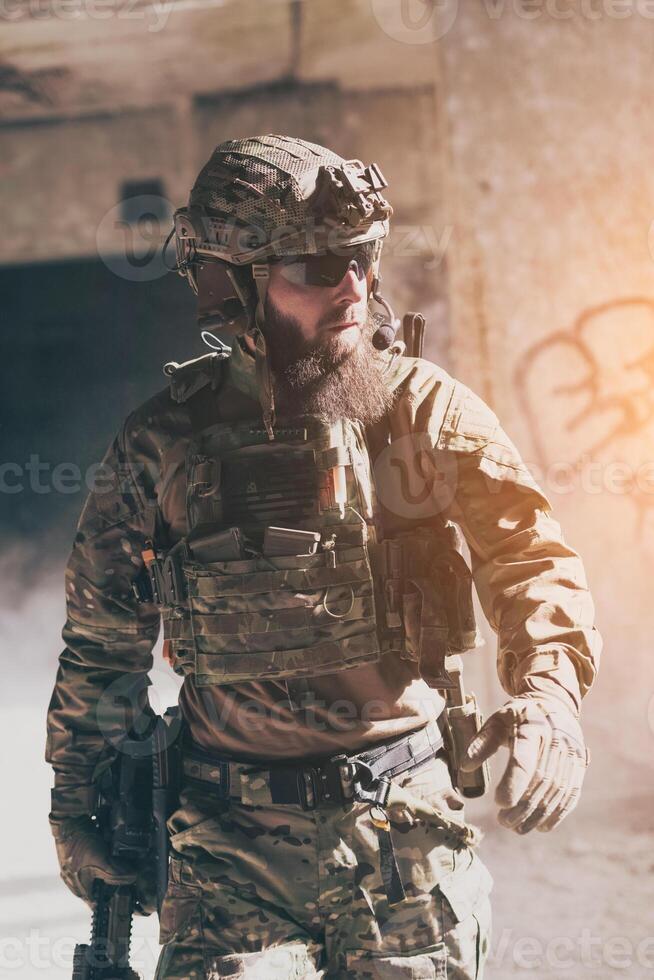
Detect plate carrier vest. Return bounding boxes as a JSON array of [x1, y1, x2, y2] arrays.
[[135, 349, 481, 691]]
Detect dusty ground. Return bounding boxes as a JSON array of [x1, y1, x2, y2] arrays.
[[473, 724, 654, 979]]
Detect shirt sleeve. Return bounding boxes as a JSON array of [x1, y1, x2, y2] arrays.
[[434, 382, 601, 715], [45, 416, 160, 817]]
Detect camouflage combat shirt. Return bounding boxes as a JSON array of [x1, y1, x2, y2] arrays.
[[46, 340, 601, 817]]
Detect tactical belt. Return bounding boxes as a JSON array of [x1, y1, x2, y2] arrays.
[[182, 721, 445, 907], [182, 719, 444, 810]]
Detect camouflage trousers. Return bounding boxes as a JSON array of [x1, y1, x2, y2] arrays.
[[154, 752, 492, 979]]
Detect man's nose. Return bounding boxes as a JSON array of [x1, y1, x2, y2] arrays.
[[333, 263, 367, 302]]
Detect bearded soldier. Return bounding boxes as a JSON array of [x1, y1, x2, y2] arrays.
[[47, 135, 601, 980]]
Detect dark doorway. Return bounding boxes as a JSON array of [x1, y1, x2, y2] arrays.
[[2, 256, 199, 554]]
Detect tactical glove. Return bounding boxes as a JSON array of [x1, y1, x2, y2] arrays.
[[460, 695, 590, 835], [51, 816, 155, 911]]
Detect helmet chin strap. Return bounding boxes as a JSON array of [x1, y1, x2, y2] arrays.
[[251, 263, 276, 440]]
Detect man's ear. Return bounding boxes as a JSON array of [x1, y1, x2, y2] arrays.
[[240, 333, 257, 356]]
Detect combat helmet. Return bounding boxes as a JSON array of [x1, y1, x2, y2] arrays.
[[172, 134, 396, 434]]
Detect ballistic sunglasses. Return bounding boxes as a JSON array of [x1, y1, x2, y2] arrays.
[[271, 240, 376, 288]]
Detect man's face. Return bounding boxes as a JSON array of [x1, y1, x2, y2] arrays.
[[260, 253, 395, 425], [265, 260, 370, 357]]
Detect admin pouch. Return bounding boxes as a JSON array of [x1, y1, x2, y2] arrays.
[[369, 521, 481, 689]]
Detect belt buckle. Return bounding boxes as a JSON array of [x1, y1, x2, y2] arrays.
[[297, 767, 321, 811], [352, 761, 392, 807], [322, 754, 354, 805]]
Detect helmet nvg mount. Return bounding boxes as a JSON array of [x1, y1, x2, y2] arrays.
[[172, 134, 398, 436]]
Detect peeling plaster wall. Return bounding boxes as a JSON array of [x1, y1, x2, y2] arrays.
[[438, 3, 654, 752], [1, 3, 450, 357]]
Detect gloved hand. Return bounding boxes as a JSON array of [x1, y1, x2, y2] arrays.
[[51, 815, 155, 911], [460, 695, 590, 835]]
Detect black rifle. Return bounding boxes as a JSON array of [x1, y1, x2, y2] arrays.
[[72, 881, 139, 980], [72, 709, 181, 980]]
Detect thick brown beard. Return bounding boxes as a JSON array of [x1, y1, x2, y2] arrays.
[[263, 300, 396, 425]]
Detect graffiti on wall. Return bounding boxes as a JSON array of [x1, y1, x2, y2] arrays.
[[514, 297, 654, 525]]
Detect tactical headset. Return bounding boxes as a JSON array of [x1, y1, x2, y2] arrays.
[[168, 159, 400, 350]]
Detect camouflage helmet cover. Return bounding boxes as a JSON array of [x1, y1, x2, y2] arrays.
[[174, 134, 393, 270]]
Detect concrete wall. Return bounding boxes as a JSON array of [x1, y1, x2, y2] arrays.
[[437, 2, 654, 757], [1, 0, 450, 364]]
